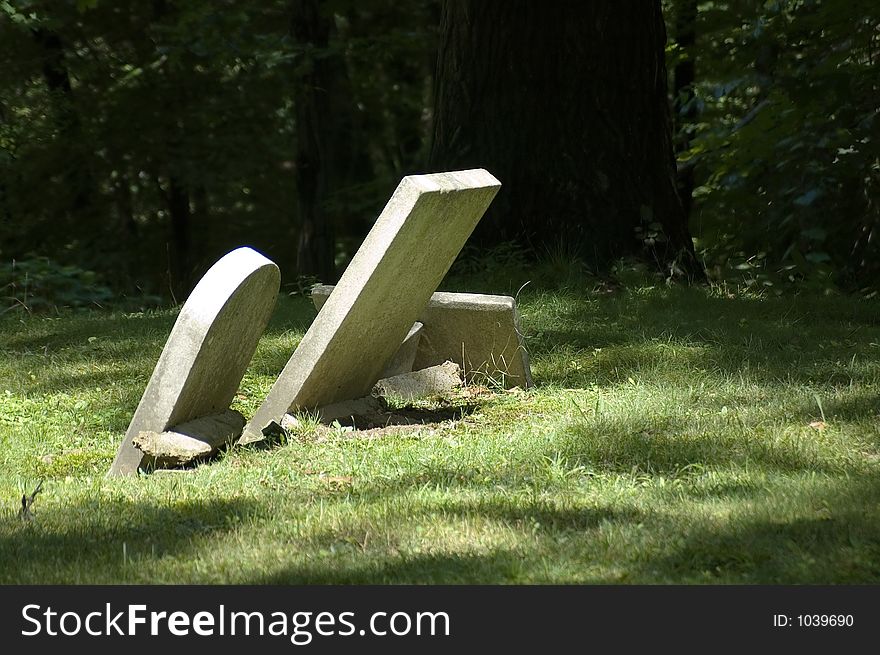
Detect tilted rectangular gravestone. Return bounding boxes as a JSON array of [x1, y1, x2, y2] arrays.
[[240, 169, 501, 444], [311, 286, 532, 388], [108, 247, 280, 476]]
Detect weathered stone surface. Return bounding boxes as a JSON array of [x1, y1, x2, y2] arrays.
[[133, 432, 207, 468], [109, 247, 280, 476], [306, 292, 423, 379], [312, 286, 532, 388], [137, 409, 245, 459], [417, 292, 531, 388], [241, 169, 500, 444], [133, 409, 246, 468], [371, 361, 462, 402], [313, 396, 384, 424], [174, 408, 247, 444], [382, 321, 423, 377]]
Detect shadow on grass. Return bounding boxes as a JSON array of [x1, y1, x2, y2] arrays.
[[249, 473, 880, 584], [636, 473, 880, 583], [2, 295, 317, 395], [255, 550, 529, 584], [550, 415, 860, 476], [1, 311, 176, 354], [526, 287, 880, 388], [26, 363, 155, 397], [252, 497, 641, 584], [821, 393, 880, 427], [6, 283, 880, 399], [0, 496, 261, 583]]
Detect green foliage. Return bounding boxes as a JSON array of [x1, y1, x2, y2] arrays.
[[1, 256, 114, 313], [670, 0, 880, 291], [3, 0, 877, 295], [0, 0, 437, 296], [451, 241, 530, 277]]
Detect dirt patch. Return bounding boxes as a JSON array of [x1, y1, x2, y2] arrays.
[[333, 403, 477, 430], [292, 387, 499, 440]]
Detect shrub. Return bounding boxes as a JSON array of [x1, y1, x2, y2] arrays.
[[1, 256, 115, 313]]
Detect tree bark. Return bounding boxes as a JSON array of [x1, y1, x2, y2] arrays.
[[32, 28, 96, 228], [0, 100, 11, 226], [673, 0, 698, 222], [110, 162, 139, 285], [166, 174, 192, 300], [149, 0, 196, 299], [429, 0, 704, 280], [290, 0, 337, 282]]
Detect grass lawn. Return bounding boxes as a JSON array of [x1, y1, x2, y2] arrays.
[[2, 269, 880, 584]]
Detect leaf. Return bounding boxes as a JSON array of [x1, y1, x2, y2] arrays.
[[801, 227, 827, 241], [793, 189, 821, 206]]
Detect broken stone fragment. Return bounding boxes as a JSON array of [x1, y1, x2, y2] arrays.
[[132, 409, 246, 469], [371, 361, 462, 403], [282, 362, 466, 430]]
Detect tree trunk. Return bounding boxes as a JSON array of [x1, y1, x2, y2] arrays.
[[0, 100, 11, 226], [673, 0, 698, 222], [429, 0, 704, 280], [111, 163, 139, 286], [32, 28, 96, 228], [166, 174, 192, 300], [149, 0, 196, 299], [290, 0, 337, 282]]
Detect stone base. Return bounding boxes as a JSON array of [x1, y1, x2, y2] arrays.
[[132, 409, 246, 469], [312, 286, 532, 388]]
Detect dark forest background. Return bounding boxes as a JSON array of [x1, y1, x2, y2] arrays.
[[1, 0, 878, 310]]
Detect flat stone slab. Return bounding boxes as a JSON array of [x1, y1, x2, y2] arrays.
[[372, 361, 462, 402], [109, 247, 280, 476], [133, 409, 246, 469], [241, 169, 500, 443], [312, 286, 532, 388]]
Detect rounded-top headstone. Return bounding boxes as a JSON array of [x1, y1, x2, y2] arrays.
[[108, 247, 280, 476]]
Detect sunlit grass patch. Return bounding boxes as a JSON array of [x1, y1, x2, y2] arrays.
[[2, 275, 880, 583]]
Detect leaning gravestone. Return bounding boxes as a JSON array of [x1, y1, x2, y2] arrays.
[[312, 286, 532, 388], [240, 169, 501, 444], [108, 247, 280, 476]]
